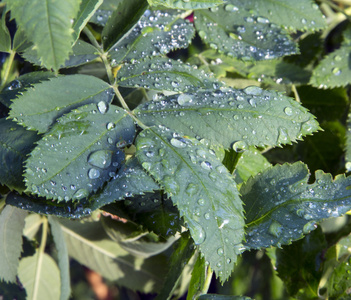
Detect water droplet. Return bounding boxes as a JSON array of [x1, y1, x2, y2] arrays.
[[106, 122, 115, 130], [142, 162, 151, 171], [50, 180, 56, 186], [217, 247, 224, 256], [97, 101, 108, 114], [303, 221, 317, 234], [301, 18, 307, 24], [170, 137, 187, 148], [73, 189, 89, 200], [88, 150, 112, 169], [332, 67, 341, 76], [204, 213, 210, 220], [201, 161, 212, 170], [225, 4, 238, 11], [268, 221, 283, 237], [163, 176, 180, 195], [243, 86, 262, 95], [197, 198, 205, 206], [232, 140, 248, 153], [8, 79, 22, 90], [334, 55, 342, 62], [284, 107, 293, 116], [177, 94, 192, 105], [226, 258, 232, 264], [346, 162, 351, 171], [187, 219, 206, 245], [186, 183, 199, 196], [31, 184, 38, 193], [257, 16, 269, 24], [88, 168, 100, 179], [278, 127, 290, 143]]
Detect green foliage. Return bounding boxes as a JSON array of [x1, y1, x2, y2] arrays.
[[1, 0, 351, 299]]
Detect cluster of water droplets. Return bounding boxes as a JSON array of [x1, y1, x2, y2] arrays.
[[118, 57, 221, 92], [110, 10, 194, 64], [25, 101, 135, 202]]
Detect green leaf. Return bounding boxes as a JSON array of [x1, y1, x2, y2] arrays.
[[328, 255, 351, 299], [9, 74, 113, 133], [0, 119, 40, 191], [194, 3, 297, 61], [0, 205, 27, 282], [186, 255, 207, 300], [117, 57, 222, 92], [109, 10, 194, 64], [0, 16, 11, 53], [155, 233, 194, 300], [18, 252, 61, 300], [72, 0, 104, 43], [60, 219, 168, 293], [134, 88, 319, 150], [92, 156, 159, 205], [62, 40, 99, 68], [241, 162, 351, 249], [102, 0, 148, 51], [198, 295, 253, 300], [346, 112, 351, 172], [6, 0, 81, 71], [0, 71, 57, 108], [230, 0, 326, 33], [147, 0, 223, 10], [13, 28, 32, 52], [136, 127, 245, 282], [0, 281, 27, 299], [310, 43, 351, 89], [48, 216, 71, 300], [24, 103, 135, 201]]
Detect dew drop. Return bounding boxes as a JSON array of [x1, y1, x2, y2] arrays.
[[197, 198, 205, 206], [268, 221, 283, 238], [187, 219, 206, 245], [177, 94, 192, 105], [186, 183, 199, 196], [284, 107, 293, 116], [277, 127, 290, 143], [243, 86, 262, 95], [332, 67, 341, 76], [204, 212, 210, 220], [217, 247, 224, 256], [225, 4, 238, 11], [106, 122, 115, 130], [346, 161, 351, 171], [170, 137, 187, 148], [73, 188, 89, 200], [232, 140, 248, 153], [88, 150, 112, 169], [201, 161, 212, 170], [257, 16, 269, 24], [163, 176, 180, 195], [303, 221, 317, 234], [88, 168, 100, 179], [97, 101, 108, 114]]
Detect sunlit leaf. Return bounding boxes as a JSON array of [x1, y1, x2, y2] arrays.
[[0, 16, 11, 53], [147, 0, 223, 10]]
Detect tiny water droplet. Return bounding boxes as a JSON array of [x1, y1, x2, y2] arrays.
[[197, 198, 205, 206], [177, 94, 192, 105], [186, 183, 199, 196], [106, 122, 115, 130], [204, 213, 210, 220], [284, 107, 293, 116], [332, 67, 341, 76], [201, 161, 212, 170], [217, 247, 224, 256]]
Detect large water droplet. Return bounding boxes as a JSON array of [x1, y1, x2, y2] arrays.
[[73, 188, 89, 200], [277, 127, 290, 143], [332, 67, 341, 76], [187, 219, 206, 245], [170, 137, 187, 148], [88, 168, 100, 179], [232, 140, 248, 153], [88, 150, 112, 169], [201, 161, 212, 170], [217, 247, 224, 256], [243, 86, 262, 96], [284, 107, 293, 116], [197, 198, 205, 206], [97, 101, 108, 114], [177, 94, 192, 105], [186, 183, 199, 196], [303, 221, 317, 234], [268, 221, 283, 237], [106, 122, 115, 130], [163, 176, 180, 195]]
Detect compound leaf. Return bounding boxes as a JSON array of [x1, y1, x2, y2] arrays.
[[6, 0, 81, 71], [9, 75, 113, 133], [194, 2, 297, 61], [18, 251, 60, 300], [109, 10, 194, 64], [92, 156, 159, 205], [117, 57, 222, 92], [102, 0, 148, 51], [0, 205, 27, 282], [60, 219, 168, 292], [241, 162, 351, 249], [147, 0, 223, 10], [0, 119, 40, 191], [136, 126, 245, 282], [134, 88, 319, 150], [72, 0, 104, 43], [48, 216, 71, 300], [24, 103, 135, 201], [231, 0, 326, 33]]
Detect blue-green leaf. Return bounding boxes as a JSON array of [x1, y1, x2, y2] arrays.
[[134, 88, 319, 149], [117, 57, 222, 92], [5, 0, 81, 71], [147, 0, 223, 10], [136, 127, 245, 282], [194, 3, 297, 61], [0, 16, 11, 53], [109, 10, 194, 64], [102, 0, 148, 51], [9, 75, 113, 133], [346, 111, 351, 172], [24, 103, 135, 201], [242, 162, 351, 249], [0, 205, 27, 282]]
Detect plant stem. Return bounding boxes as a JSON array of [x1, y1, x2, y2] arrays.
[[32, 216, 48, 300], [83, 27, 102, 51], [0, 50, 16, 91], [318, 0, 351, 21], [101, 52, 115, 84], [202, 266, 213, 295], [291, 84, 301, 103]]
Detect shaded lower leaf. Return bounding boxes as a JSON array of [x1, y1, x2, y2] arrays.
[[0, 119, 40, 191], [24, 103, 135, 201], [0, 281, 27, 300], [9, 74, 113, 133], [59, 218, 168, 293], [48, 216, 71, 300], [0, 205, 27, 282], [63, 40, 99, 68], [155, 232, 194, 300], [186, 255, 207, 300], [346, 111, 351, 172], [18, 251, 61, 300], [136, 127, 245, 282], [117, 57, 222, 92], [134, 88, 319, 150], [241, 162, 351, 249]]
